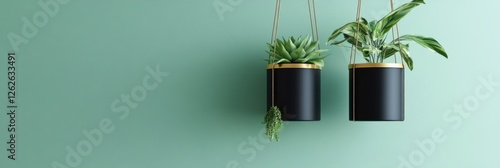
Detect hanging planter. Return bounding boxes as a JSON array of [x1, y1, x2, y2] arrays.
[[263, 0, 326, 141], [264, 36, 327, 141], [349, 63, 404, 121], [267, 63, 321, 121], [327, 0, 448, 121]]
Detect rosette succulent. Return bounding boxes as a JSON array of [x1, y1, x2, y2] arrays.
[[267, 35, 327, 68]]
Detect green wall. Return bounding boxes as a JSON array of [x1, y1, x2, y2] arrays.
[[1, 0, 499, 167]]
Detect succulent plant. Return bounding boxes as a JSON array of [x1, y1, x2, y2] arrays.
[[267, 36, 328, 68]]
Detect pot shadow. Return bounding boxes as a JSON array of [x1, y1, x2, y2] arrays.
[[184, 42, 269, 126], [320, 64, 349, 122]]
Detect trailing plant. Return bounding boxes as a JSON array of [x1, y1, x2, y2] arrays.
[[262, 106, 283, 141], [327, 0, 447, 70], [267, 35, 328, 68]]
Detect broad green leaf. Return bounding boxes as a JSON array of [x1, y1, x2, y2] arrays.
[[360, 17, 369, 26], [327, 21, 370, 44], [381, 43, 400, 59], [363, 45, 382, 56], [345, 27, 367, 44], [373, 0, 425, 40], [345, 36, 362, 47], [332, 38, 348, 45], [396, 34, 448, 58], [382, 43, 413, 70], [399, 44, 414, 70], [368, 20, 377, 32], [339, 25, 371, 47]]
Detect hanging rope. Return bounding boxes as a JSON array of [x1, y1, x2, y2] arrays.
[[349, 0, 362, 65], [270, 0, 281, 107], [390, 0, 405, 67], [390, 0, 397, 63], [308, 0, 320, 48], [312, 0, 320, 46], [350, 0, 362, 121], [269, 0, 320, 107]]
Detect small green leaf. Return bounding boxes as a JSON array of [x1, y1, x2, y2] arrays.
[[304, 36, 312, 48], [278, 44, 292, 60], [266, 50, 284, 60], [305, 41, 319, 54], [267, 43, 274, 50], [275, 58, 291, 64], [294, 36, 302, 47], [299, 36, 310, 48], [304, 49, 327, 60], [290, 48, 306, 60], [309, 59, 324, 68], [285, 39, 297, 53], [295, 58, 308, 63]]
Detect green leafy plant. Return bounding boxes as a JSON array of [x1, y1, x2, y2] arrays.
[[267, 35, 327, 68], [262, 106, 283, 141], [327, 0, 447, 70]]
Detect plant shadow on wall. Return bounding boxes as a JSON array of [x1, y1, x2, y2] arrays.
[[208, 45, 267, 118], [320, 62, 346, 120]]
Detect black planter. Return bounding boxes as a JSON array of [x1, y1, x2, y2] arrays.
[[267, 64, 321, 121], [349, 63, 404, 121]]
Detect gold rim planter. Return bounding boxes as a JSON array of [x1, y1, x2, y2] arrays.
[[349, 63, 405, 121], [267, 63, 321, 121]]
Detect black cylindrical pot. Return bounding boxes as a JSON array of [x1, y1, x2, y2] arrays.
[[267, 64, 321, 121], [349, 63, 404, 121]]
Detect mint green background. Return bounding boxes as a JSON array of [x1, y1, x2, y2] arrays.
[[0, 0, 499, 168]]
